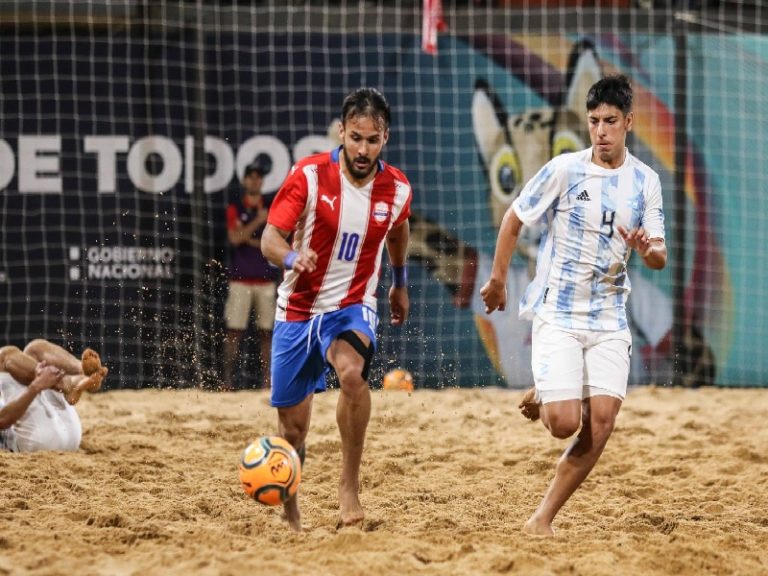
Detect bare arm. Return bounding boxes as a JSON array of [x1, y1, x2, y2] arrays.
[[0, 364, 62, 429], [479, 206, 524, 314], [261, 223, 317, 274], [386, 220, 410, 325], [386, 219, 409, 267]]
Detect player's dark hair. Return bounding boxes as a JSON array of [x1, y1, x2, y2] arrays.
[[586, 74, 633, 116], [341, 87, 391, 131]]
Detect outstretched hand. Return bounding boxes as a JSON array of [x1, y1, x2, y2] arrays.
[[480, 278, 507, 314], [617, 225, 651, 257]]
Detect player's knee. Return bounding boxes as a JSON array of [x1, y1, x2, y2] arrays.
[[336, 362, 368, 393], [0, 345, 22, 369], [335, 359, 362, 384], [590, 413, 617, 441], [541, 402, 581, 439], [22, 339, 48, 360], [334, 331, 373, 383], [280, 421, 309, 449], [546, 414, 581, 439], [278, 409, 310, 447], [549, 424, 579, 440]]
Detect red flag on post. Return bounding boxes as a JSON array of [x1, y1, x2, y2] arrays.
[[422, 0, 446, 56]]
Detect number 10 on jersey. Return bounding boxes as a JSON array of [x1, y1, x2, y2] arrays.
[[337, 232, 360, 262]]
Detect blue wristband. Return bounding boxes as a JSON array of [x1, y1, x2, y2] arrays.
[[391, 265, 408, 288], [283, 251, 298, 270]]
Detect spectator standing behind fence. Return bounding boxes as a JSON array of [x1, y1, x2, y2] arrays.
[[222, 161, 278, 391]]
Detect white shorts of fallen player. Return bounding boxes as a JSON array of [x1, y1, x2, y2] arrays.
[[0, 373, 82, 452], [531, 315, 631, 404]]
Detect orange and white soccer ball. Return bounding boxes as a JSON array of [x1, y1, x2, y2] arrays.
[[238, 436, 302, 506], [382, 369, 414, 392]]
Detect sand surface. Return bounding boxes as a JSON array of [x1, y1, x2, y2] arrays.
[[1, 385, 767, 576]]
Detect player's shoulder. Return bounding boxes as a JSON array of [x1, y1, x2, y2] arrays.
[[625, 152, 662, 195], [551, 148, 590, 168], [291, 150, 333, 173], [541, 148, 590, 177], [626, 151, 660, 178], [379, 162, 411, 187], [279, 151, 335, 191]]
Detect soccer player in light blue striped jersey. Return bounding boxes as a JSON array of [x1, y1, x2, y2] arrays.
[[480, 75, 667, 536]]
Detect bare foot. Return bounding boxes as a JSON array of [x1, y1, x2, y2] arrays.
[[81, 348, 102, 376], [61, 377, 84, 405], [522, 515, 555, 537], [85, 366, 108, 392], [63, 367, 108, 405], [518, 387, 540, 421], [337, 488, 364, 529], [282, 496, 302, 532]]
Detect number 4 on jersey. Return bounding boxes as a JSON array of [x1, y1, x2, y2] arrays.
[[601, 210, 616, 238]]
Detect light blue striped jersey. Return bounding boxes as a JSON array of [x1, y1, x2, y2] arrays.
[[512, 148, 665, 331]]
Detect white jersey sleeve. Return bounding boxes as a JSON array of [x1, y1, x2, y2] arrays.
[[641, 173, 665, 240], [512, 158, 566, 227]]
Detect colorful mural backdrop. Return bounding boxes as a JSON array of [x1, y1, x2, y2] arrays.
[[1, 28, 763, 387]]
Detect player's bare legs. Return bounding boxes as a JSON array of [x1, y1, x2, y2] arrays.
[[0, 346, 38, 385], [0, 345, 81, 404], [524, 395, 621, 536], [23, 339, 82, 374], [62, 368, 108, 404], [277, 394, 314, 532], [328, 333, 371, 528], [1, 344, 74, 398], [23, 339, 108, 403]]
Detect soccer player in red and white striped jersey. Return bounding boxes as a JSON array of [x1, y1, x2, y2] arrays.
[[262, 87, 412, 531]]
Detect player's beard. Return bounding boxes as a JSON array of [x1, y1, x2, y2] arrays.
[[343, 147, 379, 182]]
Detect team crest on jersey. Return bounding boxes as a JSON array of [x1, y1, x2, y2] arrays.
[[373, 201, 389, 223]]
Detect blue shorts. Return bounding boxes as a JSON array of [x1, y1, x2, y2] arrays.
[[270, 304, 379, 408]]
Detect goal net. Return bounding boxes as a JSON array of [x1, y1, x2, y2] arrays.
[[1, 0, 765, 389]]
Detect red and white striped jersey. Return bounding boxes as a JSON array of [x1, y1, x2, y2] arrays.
[[268, 147, 412, 321]]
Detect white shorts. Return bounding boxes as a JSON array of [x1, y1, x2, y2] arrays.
[[0, 374, 82, 452], [531, 315, 632, 404], [225, 281, 277, 331]]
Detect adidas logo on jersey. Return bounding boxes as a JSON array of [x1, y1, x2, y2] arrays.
[[576, 190, 591, 202]]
